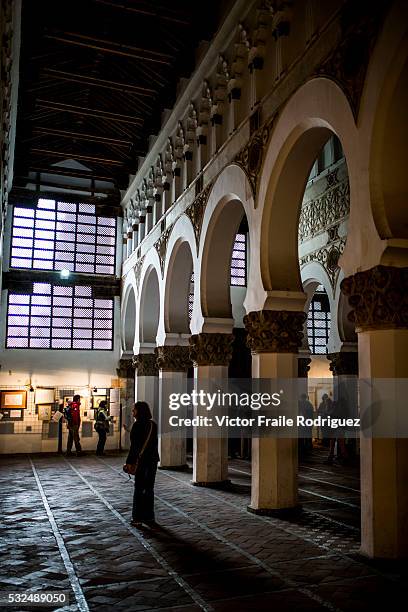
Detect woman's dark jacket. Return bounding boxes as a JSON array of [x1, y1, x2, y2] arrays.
[[126, 419, 159, 466]]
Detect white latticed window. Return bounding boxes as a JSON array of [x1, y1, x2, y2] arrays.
[[10, 198, 116, 275], [6, 284, 113, 350], [307, 285, 331, 354], [230, 233, 246, 286]]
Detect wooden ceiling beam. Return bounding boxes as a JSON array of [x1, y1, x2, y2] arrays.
[[16, 165, 118, 183], [32, 127, 133, 147], [44, 31, 174, 65], [35, 99, 143, 125], [30, 148, 125, 166], [92, 0, 191, 26], [43, 68, 156, 97]]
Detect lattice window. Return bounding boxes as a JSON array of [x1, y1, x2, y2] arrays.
[[10, 199, 116, 275], [188, 272, 194, 321], [6, 284, 113, 350], [230, 233, 247, 286], [307, 285, 331, 354]]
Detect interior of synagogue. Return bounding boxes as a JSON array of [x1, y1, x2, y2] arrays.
[[0, 0, 407, 610]]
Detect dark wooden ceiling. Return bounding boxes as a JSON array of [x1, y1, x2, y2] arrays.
[[13, 0, 228, 192]]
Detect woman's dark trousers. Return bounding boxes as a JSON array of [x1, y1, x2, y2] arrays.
[[96, 430, 107, 455], [132, 462, 157, 522]]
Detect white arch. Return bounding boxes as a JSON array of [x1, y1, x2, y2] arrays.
[[255, 77, 366, 306], [158, 214, 197, 345], [136, 249, 163, 352], [121, 273, 137, 355], [195, 164, 257, 334]]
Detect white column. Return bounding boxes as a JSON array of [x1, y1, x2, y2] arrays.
[[189, 333, 234, 487], [342, 266, 408, 559], [245, 310, 306, 515], [156, 346, 190, 469]]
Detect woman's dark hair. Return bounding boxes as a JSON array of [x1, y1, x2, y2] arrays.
[[99, 400, 107, 409], [135, 401, 152, 422], [73, 394, 80, 402]]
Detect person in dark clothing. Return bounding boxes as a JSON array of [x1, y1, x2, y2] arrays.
[[124, 401, 160, 528], [64, 394, 82, 456], [298, 393, 314, 456], [94, 400, 112, 456]]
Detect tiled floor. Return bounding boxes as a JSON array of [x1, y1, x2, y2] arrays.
[[0, 450, 407, 611]]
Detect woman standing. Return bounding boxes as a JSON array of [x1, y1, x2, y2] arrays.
[[124, 401, 159, 527]]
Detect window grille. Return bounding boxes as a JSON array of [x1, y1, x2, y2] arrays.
[[6, 283, 113, 350], [307, 285, 331, 354], [230, 233, 247, 286], [188, 272, 194, 321], [10, 198, 116, 275]]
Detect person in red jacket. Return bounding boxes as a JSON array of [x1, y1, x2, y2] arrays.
[[64, 394, 82, 456]]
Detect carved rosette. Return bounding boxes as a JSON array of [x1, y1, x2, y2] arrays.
[[189, 333, 234, 367], [234, 115, 275, 197], [132, 353, 158, 377], [341, 266, 408, 332], [154, 226, 172, 276], [116, 358, 135, 378], [156, 346, 191, 372], [327, 352, 358, 376], [185, 182, 213, 252], [244, 310, 306, 354]]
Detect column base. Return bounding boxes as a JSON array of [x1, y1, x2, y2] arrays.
[[158, 464, 189, 472], [247, 504, 302, 518], [192, 479, 231, 490]]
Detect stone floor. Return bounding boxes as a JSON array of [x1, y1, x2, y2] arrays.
[[0, 449, 407, 611]]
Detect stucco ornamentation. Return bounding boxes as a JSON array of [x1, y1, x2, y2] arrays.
[[155, 345, 191, 372], [244, 310, 306, 354], [185, 182, 213, 252], [132, 353, 158, 376], [189, 333, 234, 366], [341, 266, 408, 331]]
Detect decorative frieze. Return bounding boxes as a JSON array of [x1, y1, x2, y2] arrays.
[[189, 333, 234, 367], [185, 182, 213, 252], [341, 265, 408, 332], [327, 351, 358, 376], [132, 353, 158, 377], [244, 310, 306, 354], [298, 177, 349, 243], [156, 346, 191, 372], [300, 238, 346, 291], [154, 226, 172, 276], [134, 255, 145, 291], [234, 115, 275, 197]]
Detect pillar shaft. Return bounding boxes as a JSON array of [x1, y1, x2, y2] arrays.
[[189, 333, 234, 486], [342, 265, 408, 559], [244, 309, 306, 514], [156, 345, 191, 469], [132, 353, 158, 420]]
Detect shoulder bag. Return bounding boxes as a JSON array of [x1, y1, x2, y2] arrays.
[[123, 421, 153, 476]]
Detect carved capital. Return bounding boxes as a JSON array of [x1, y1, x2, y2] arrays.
[[189, 333, 234, 367], [132, 353, 158, 377], [156, 345, 191, 372], [298, 357, 311, 378], [327, 352, 358, 376], [244, 310, 306, 354], [116, 358, 135, 378], [341, 266, 408, 332]]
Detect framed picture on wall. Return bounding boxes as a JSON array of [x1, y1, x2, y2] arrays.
[[38, 405, 52, 421], [92, 395, 107, 409], [0, 390, 27, 410]]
